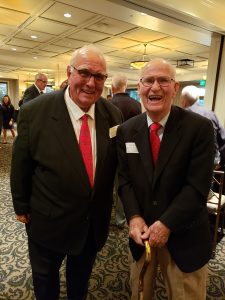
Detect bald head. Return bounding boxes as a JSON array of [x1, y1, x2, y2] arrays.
[[69, 44, 107, 72], [141, 58, 176, 79]]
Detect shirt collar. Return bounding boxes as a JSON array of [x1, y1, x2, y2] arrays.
[[147, 112, 170, 128]]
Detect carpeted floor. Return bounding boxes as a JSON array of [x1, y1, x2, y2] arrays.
[[0, 138, 225, 300]]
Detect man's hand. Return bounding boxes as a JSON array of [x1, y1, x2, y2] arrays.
[[144, 220, 170, 248], [129, 216, 149, 246], [16, 214, 30, 224]]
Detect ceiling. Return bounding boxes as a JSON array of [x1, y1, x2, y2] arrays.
[[0, 0, 224, 86]]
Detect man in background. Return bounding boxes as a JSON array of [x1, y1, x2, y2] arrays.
[[110, 73, 141, 120], [22, 72, 48, 104], [11, 44, 122, 300], [110, 73, 142, 228], [181, 85, 225, 172], [117, 58, 214, 299]]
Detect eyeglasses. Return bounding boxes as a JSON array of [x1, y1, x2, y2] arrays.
[[140, 76, 175, 88], [70, 66, 108, 83], [38, 79, 48, 84]]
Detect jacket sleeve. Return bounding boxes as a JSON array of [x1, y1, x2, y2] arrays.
[[10, 107, 34, 215]]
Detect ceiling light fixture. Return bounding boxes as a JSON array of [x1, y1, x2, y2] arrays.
[[130, 44, 149, 69], [11, 47, 17, 51], [31, 35, 38, 39], [64, 13, 71, 18]]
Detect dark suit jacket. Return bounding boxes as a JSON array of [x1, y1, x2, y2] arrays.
[[110, 93, 141, 121], [22, 84, 40, 104], [187, 102, 225, 166], [117, 106, 214, 272], [11, 89, 123, 255]]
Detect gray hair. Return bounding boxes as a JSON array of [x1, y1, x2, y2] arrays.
[[181, 85, 199, 102], [111, 73, 127, 90], [69, 44, 106, 70], [141, 58, 176, 79], [35, 73, 47, 81]]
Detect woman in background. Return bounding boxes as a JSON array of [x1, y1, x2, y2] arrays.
[[1, 95, 15, 143]]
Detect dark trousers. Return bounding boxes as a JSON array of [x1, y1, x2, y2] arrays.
[[28, 234, 97, 300]]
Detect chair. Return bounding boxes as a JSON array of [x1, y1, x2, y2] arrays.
[[207, 170, 225, 257]]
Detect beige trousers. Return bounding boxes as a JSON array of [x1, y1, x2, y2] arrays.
[[129, 246, 207, 300]]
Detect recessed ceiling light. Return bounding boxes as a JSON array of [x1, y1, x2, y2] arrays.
[[11, 47, 17, 51], [140, 12, 147, 16], [33, 56, 37, 59], [64, 13, 71, 18], [31, 35, 38, 39]]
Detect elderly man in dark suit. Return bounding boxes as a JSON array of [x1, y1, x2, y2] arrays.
[[11, 44, 122, 300], [117, 58, 214, 299], [22, 72, 48, 104]]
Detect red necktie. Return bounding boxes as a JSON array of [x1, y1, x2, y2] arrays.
[[79, 114, 94, 187], [150, 122, 161, 165]]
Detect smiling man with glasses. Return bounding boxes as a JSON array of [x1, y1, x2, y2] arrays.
[[22, 73, 48, 104], [11, 44, 123, 300], [117, 58, 215, 299]]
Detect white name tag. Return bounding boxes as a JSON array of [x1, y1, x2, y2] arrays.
[[125, 142, 139, 153], [109, 125, 119, 138]]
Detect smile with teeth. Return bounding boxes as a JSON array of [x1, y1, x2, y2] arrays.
[[82, 90, 95, 94], [148, 95, 162, 101]]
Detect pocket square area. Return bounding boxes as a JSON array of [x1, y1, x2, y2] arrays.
[[125, 142, 139, 153]]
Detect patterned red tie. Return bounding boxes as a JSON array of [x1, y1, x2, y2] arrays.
[[150, 122, 161, 165], [79, 114, 94, 187]]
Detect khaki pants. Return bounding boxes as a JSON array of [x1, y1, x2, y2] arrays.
[[129, 246, 207, 300]]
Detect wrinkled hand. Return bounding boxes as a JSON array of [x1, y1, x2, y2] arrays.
[[16, 214, 30, 224], [129, 216, 149, 246], [141, 220, 170, 248]]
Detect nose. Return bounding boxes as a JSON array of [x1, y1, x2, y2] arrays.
[[86, 75, 95, 86], [151, 79, 161, 89]]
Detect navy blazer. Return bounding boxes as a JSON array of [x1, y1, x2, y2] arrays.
[[11, 89, 123, 254], [117, 106, 214, 272]]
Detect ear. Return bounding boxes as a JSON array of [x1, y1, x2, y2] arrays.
[[173, 81, 180, 97], [67, 65, 72, 77], [137, 82, 141, 96]]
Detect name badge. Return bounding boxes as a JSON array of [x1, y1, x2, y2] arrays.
[[125, 142, 139, 153], [109, 125, 119, 138]]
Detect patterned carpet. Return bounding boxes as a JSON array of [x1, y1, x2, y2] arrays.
[[0, 138, 225, 300]]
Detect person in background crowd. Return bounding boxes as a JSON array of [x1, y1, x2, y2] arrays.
[[117, 58, 214, 299], [1, 95, 15, 144], [21, 73, 48, 104], [10, 44, 123, 300], [110, 73, 141, 120], [180, 85, 225, 171], [110, 73, 142, 228]]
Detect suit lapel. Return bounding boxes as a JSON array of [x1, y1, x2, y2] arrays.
[[133, 113, 154, 185], [50, 90, 91, 190], [153, 106, 183, 187]]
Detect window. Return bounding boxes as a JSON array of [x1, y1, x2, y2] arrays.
[[0, 82, 8, 100]]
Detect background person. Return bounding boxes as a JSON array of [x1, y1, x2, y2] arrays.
[[1, 95, 15, 144], [181, 85, 225, 172], [10, 44, 123, 300], [110, 73, 142, 228], [21, 72, 48, 104], [110, 73, 141, 120], [117, 58, 214, 299]]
